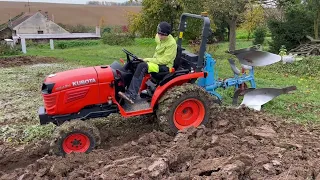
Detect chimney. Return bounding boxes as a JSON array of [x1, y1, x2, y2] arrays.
[[45, 11, 49, 19], [8, 13, 12, 27]]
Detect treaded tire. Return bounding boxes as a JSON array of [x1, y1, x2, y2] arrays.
[[50, 119, 101, 157], [156, 83, 219, 135]]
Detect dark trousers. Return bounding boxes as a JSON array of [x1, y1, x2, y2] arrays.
[[126, 62, 149, 99], [126, 62, 169, 99]]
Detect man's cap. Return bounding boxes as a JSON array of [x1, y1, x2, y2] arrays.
[[157, 22, 171, 36]]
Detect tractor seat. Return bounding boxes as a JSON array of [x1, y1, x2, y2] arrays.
[[151, 72, 169, 81], [150, 65, 174, 83]]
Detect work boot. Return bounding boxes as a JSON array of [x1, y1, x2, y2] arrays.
[[118, 91, 134, 104]]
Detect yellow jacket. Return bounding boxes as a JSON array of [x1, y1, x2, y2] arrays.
[[144, 34, 177, 73]]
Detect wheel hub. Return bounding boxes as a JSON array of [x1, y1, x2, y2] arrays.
[[71, 139, 82, 146], [174, 99, 205, 129], [182, 107, 193, 118], [62, 133, 90, 154]]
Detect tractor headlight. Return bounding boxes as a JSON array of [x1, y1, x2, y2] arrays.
[[41, 83, 55, 94]]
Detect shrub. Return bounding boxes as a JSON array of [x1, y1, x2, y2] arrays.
[[57, 42, 67, 49], [253, 26, 267, 45], [0, 43, 21, 56], [55, 40, 100, 49], [279, 45, 287, 56], [57, 23, 95, 33], [102, 32, 135, 46], [102, 27, 112, 34], [26, 40, 50, 48], [24, 40, 100, 49], [267, 4, 314, 53], [26, 40, 37, 47]]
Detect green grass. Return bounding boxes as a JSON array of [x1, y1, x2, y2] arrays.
[[27, 44, 155, 66], [24, 38, 320, 123], [26, 37, 187, 66], [236, 28, 254, 40], [236, 28, 272, 40]]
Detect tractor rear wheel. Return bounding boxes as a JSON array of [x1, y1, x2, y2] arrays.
[[50, 119, 101, 156], [156, 83, 217, 135]]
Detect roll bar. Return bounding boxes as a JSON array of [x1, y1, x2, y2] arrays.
[[177, 13, 211, 72]]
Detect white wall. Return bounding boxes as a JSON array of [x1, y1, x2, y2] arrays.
[[13, 12, 70, 34]]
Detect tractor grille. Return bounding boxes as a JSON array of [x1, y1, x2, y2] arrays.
[[65, 88, 89, 103], [43, 94, 57, 113]]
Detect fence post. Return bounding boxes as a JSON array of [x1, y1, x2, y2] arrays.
[[50, 39, 54, 50], [96, 26, 101, 37], [21, 38, 26, 54]]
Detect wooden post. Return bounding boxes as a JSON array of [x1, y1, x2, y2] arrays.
[[21, 38, 26, 54], [50, 39, 54, 50]]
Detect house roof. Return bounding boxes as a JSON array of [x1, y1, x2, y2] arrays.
[[0, 12, 48, 32], [0, 26, 9, 32], [0, 12, 23, 31], [10, 13, 34, 28]]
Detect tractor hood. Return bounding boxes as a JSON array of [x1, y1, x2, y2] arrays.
[[42, 67, 98, 94]]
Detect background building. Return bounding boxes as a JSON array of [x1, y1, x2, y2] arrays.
[[0, 11, 69, 40]]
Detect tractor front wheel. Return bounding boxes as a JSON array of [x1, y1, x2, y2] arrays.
[[50, 119, 101, 156], [156, 83, 216, 135]]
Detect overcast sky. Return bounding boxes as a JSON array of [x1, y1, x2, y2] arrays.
[[0, 0, 127, 4]]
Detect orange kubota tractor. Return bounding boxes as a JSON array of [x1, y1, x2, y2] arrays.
[[39, 12, 219, 156]]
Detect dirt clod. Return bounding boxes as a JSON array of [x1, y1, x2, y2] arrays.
[[263, 163, 273, 171], [271, 159, 281, 166], [147, 158, 168, 177], [248, 125, 277, 138], [211, 135, 219, 144]]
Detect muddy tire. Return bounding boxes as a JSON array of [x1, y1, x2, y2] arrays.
[[156, 83, 218, 135], [50, 119, 101, 156]]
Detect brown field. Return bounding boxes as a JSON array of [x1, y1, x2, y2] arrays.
[[0, 1, 141, 26]]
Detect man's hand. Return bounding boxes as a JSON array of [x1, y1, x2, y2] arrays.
[[137, 57, 145, 61]]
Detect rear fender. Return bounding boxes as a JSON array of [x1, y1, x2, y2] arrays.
[[151, 72, 205, 108]]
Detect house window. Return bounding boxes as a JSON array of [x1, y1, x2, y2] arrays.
[[38, 31, 44, 34]]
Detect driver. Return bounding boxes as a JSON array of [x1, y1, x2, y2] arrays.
[[119, 21, 177, 104]]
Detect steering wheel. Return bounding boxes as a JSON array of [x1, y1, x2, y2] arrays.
[[122, 48, 143, 63]]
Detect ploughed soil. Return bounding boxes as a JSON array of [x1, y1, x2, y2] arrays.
[[0, 56, 62, 68], [1, 107, 320, 180]]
